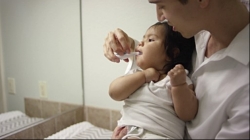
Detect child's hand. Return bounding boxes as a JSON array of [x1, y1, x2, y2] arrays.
[[168, 64, 186, 87], [143, 68, 160, 83]]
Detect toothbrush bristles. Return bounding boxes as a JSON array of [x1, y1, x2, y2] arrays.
[[136, 52, 142, 55]]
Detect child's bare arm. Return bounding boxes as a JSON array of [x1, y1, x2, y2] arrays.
[[109, 68, 160, 101], [168, 64, 198, 121], [109, 71, 145, 101]]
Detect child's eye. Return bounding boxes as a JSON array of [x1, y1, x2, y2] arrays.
[[149, 39, 154, 42]]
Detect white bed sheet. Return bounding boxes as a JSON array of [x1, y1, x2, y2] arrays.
[[45, 121, 113, 139], [0, 110, 44, 136]]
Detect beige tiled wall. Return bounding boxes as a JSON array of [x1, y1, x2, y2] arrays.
[[25, 97, 82, 118], [84, 106, 121, 131], [2, 106, 84, 139], [24, 98, 42, 118], [2, 101, 121, 139]]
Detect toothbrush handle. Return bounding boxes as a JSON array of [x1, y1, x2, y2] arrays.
[[115, 52, 139, 60], [115, 54, 134, 59]]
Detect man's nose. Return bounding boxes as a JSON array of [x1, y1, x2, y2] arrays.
[[156, 6, 166, 22]]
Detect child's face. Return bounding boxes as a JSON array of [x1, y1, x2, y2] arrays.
[[136, 25, 169, 71]]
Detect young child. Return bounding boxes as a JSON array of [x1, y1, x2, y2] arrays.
[[109, 22, 198, 139]]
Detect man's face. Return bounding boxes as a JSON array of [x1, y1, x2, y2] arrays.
[[148, 0, 202, 38]]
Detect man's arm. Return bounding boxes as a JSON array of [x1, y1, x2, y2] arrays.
[[216, 85, 249, 139]]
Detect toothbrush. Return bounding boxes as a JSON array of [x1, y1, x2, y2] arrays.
[[115, 52, 141, 60]]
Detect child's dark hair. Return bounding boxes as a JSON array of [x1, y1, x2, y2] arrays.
[[150, 22, 195, 74]]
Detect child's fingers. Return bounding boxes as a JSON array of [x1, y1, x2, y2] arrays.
[[168, 69, 177, 78], [174, 64, 184, 70], [111, 126, 127, 139]]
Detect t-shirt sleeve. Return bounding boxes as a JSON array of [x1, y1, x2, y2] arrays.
[[186, 76, 193, 86]]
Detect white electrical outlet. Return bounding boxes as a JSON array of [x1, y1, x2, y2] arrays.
[[8, 78, 16, 94], [39, 81, 48, 99]]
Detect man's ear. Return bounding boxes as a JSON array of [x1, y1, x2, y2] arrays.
[[198, 0, 210, 9]]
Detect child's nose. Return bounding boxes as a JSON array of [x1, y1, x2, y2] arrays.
[[139, 41, 144, 47]]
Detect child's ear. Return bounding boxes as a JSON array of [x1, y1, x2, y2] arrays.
[[165, 47, 180, 61], [173, 48, 180, 58]]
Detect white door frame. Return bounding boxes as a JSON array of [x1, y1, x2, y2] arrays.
[[0, 49, 6, 113], [0, 11, 7, 113]]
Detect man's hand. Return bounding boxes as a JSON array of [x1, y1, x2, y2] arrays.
[[103, 28, 134, 63]]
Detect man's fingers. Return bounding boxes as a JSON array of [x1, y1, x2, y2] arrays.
[[103, 32, 121, 63], [103, 29, 132, 63], [114, 28, 130, 53]]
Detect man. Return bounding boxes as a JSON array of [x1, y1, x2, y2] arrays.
[[103, 0, 249, 139]]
